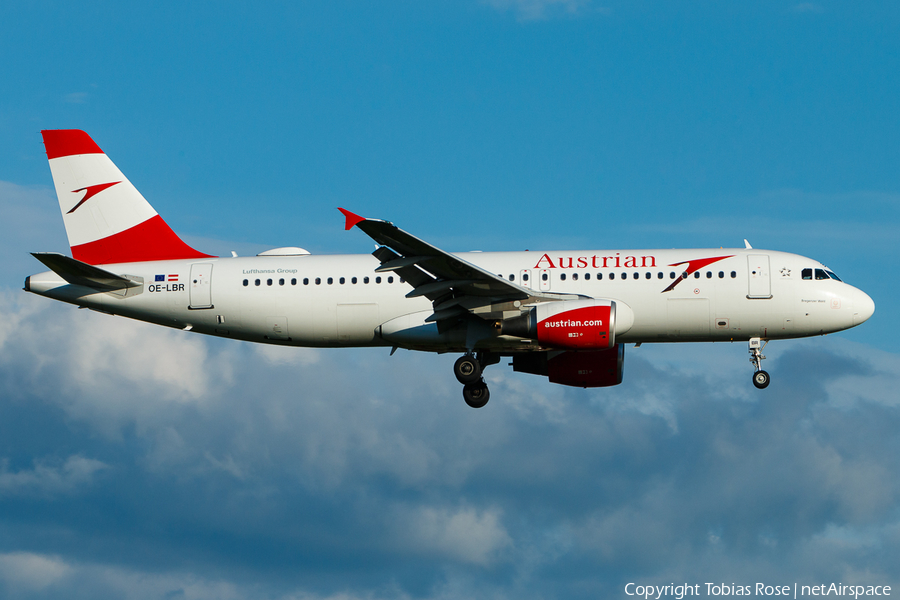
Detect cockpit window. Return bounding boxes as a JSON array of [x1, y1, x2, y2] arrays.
[[815, 269, 830, 280], [825, 270, 842, 282], [802, 268, 812, 280]]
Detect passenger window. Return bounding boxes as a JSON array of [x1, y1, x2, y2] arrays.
[[731, 271, 737, 278], [645, 272, 651, 279], [303, 278, 309, 285], [291, 278, 297, 285], [585, 273, 590, 281], [364, 276, 369, 284], [706, 271, 712, 279], [610, 273, 615, 280], [388, 276, 394, 283], [670, 272, 676, 279], [243, 279, 248, 287], [658, 272, 663, 279], [542, 273, 548, 281], [509, 274, 515, 281], [267, 279, 273, 286], [560, 273, 567, 281], [352, 277, 357, 284], [315, 277, 321, 285], [339, 277, 345, 284], [815, 269, 829, 280], [597, 273, 603, 280], [719, 271, 724, 278], [572, 273, 578, 281], [693, 272, 700, 279], [376, 276, 381, 284], [255, 279, 261, 286], [633, 272, 639, 280], [523, 273, 529, 282], [279, 278, 285, 286], [399, 278, 404, 283], [622, 273, 627, 280]]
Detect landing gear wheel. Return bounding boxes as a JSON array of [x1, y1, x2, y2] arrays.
[[748, 338, 770, 390], [454, 354, 482, 384], [753, 370, 770, 389], [463, 380, 490, 408]]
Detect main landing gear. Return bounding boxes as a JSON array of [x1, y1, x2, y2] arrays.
[[454, 352, 498, 408], [749, 337, 770, 389]]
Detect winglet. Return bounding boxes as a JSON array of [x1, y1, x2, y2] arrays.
[[338, 208, 366, 230]]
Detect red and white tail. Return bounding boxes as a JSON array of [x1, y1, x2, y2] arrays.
[[41, 129, 213, 265]]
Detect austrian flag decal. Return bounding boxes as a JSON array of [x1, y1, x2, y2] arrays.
[[154, 274, 179, 282]]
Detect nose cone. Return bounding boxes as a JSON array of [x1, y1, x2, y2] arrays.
[[853, 288, 875, 326]]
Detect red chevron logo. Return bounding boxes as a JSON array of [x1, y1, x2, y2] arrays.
[[661, 255, 734, 293], [67, 181, 121, 214]]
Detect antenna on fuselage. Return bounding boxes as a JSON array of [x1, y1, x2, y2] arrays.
[[744, 239, 753, 249]]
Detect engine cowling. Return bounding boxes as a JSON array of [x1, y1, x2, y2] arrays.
[[502, 299, 633, 350], [512, 345, 625, 388]]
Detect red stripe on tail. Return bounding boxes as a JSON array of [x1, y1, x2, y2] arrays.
[[71, 215, 214, 265], [42, 130, 105, 160]]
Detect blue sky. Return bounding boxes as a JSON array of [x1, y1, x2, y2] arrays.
[[1, 1, 899, 598]]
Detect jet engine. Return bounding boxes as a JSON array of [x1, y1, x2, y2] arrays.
[[502, 299, 633, 350]]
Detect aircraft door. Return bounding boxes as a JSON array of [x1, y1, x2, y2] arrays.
[[189, 263, 214, 309], [519, 269, 533, 290], [539, 269, 551, 291], [747, 255, 772, 299]]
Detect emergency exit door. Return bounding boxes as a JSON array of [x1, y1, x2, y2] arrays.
[[189, 263, 214, 309]]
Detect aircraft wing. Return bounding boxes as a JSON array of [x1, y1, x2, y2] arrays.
[[339, 209, 577, 327]]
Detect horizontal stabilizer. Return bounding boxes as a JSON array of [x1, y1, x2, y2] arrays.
[[31, 252, 142, 292]]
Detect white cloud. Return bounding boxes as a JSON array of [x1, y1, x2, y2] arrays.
[[0, 455, 108, 497], [397, 505, 513, 566], [1, 285, 899, 597], [254, 343, 320, 366], [0, 292, 235, 438], [0, 552, 72, 592], [820, 341, 900, 409]]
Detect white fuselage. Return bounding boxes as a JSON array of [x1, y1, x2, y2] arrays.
[[27, 247, 873, 352]]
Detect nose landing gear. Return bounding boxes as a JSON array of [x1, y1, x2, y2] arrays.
[[454, 352, 499, 408], [749, 337, 770, 389]]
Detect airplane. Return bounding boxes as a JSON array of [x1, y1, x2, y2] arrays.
[[25, 130, 875, 408]]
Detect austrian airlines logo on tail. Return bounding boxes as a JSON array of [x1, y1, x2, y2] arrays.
[[67, 181, 121, 214]]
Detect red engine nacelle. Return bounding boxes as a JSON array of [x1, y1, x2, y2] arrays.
[[512, 345, 625, 388], [535, 300, 614, 350], [503, 299, 623, 350]]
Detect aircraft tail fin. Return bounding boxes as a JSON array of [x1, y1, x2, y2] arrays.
[[40, 130, 213, 265]]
